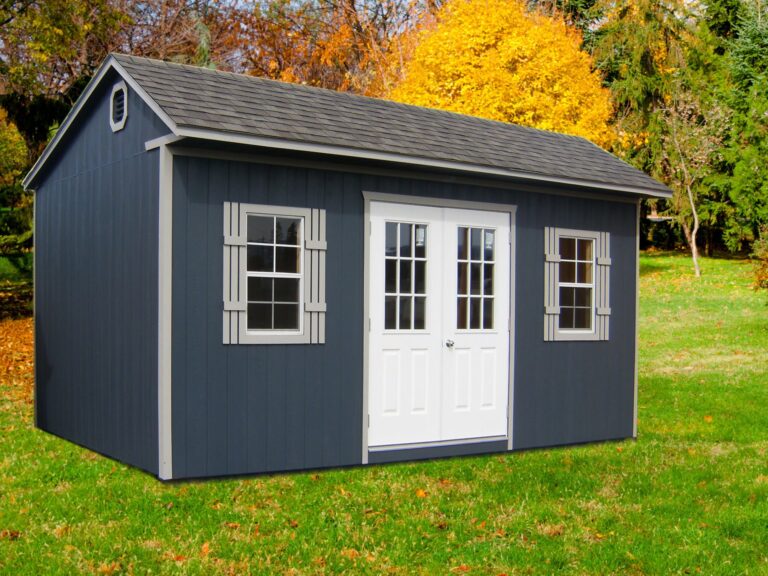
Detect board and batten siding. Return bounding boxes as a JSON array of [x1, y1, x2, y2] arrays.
[[34, 69, 169, 475], [170, 151, 637, 478]]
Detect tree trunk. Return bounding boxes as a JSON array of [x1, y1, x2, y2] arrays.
[[685, 182, 701, 277]]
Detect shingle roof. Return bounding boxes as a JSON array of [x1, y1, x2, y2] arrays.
[[48, 53, 674, 196]]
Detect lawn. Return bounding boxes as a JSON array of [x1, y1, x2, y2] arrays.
[[0, 253, 766, 575]]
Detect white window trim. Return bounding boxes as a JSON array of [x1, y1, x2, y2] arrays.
[[110, 80, 128, 132], [223, 202, 327, 345], [544, 227, 611, 342]]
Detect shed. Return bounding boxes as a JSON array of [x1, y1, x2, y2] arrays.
[[24, 54, 672, 480]]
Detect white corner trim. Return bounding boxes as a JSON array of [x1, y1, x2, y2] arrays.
[[176, 127, 672, 199], [634, 200, 640, 438], [145, 134, 184, 151], [157, 144, 174, 480], [109, 80, 128, 132], [22, 56, 177, 190]]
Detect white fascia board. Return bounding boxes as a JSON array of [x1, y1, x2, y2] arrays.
[[174, 126, 672, 199], [22, 55, 178, 190]]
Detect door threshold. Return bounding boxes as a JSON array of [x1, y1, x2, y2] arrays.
[[369, 435, 507, 453]]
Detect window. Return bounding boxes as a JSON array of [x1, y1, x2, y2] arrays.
[[544, 227, 610, 341], [223, 202, 327, 344], [384, 221, 427, 330], [110, 81, 128, 132], [457, 226, 495, 330]]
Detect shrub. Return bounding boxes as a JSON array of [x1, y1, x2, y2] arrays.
[[752, 228, 768, 290]]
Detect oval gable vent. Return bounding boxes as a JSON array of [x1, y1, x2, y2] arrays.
[[110, 81, 128, 132]]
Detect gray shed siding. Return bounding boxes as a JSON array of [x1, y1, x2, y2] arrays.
[[34, 70, 169, 474], [171, 152, 637, 479]]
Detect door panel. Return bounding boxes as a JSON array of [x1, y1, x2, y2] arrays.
[[368, 202, 511, 448]]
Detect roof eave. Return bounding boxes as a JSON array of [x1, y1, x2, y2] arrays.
[[22, 55, 177, 190], [174, 126, 673, 199]]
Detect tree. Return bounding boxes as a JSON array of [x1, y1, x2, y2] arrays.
[[0, 107, 29, 253], [386, 0, 616, 147]]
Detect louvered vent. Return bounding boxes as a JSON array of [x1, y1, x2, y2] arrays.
[[110, 81, 127, 132]]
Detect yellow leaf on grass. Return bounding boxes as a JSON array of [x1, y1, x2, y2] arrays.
[[704, 415, 714, 423], [415, 488, 428, 498], [200, 542, 211, 557]]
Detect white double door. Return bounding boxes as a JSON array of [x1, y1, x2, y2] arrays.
[[368, 201, 512, 448]]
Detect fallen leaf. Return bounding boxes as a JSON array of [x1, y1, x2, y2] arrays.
[[340, 548, 359, 560], [288, 519, 299, 528], [223, 522, 240, 530], [0, 529, 20, 541], [200, 542, 211, 557], [97, 562, 121, 575], [415, 488, 428, 498], [704, 415, 713, 423], [451, 565, 471, 573]]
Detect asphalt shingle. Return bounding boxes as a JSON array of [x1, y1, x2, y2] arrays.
[[113, 54, 671, 196]]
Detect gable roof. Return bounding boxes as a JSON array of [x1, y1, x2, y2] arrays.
[[25, 53, 672, 198]]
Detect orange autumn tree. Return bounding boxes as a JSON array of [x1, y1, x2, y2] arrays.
[[387, 0, 616, 147]]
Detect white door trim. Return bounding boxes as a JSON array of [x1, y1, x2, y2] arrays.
[[362, 191, 517, 461]]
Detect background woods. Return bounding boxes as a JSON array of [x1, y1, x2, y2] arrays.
[[1, 0, 767, 277]]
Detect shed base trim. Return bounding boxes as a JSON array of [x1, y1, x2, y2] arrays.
[[368, 439, 509, 464], [369, 435, 507, 453]]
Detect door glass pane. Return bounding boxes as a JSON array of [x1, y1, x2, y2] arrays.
[[275, 218, 301, 245], [483, 264, 494, 296], [399, 296, 412, 329], [457, 263, 468, 295], [385, 259, 397, 293], [457, 227, 468, 260], [470, 228, 482, 261], [385, 222, 398, 257], [470, 263, 482, 295], [457, 297, 468, 329], [414, 260, 426, 294], [413, 297, 426, 330], [248, 246, 274, 272], [415, 225, 427, 259], [469, 297, 481, 329], [385, 296, 397, 329], [483, 298, 494, 329], [484, 230, 495, 261], [399, 259, 412, 294], [400, 224, 412, 257], [248, 216, 273, 243]]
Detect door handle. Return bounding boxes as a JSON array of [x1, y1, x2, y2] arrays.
[[445, 339, 455, 348]]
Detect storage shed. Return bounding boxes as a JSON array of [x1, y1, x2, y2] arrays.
[[24, 54, 672, 480]]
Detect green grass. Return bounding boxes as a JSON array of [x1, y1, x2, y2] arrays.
[[0, 253, 33, 319], [1, 253, 767, 575]]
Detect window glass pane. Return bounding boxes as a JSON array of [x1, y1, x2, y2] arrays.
[[560, 237, 576, 260], [385, 296, 397, 329], [483, 264, 494, 296], [414, 225, 427, 259], [483, 298, 494, 329], [248, 246, 274, 272], [248, 277, 272, 302], [470, 263, 482, 295], [414, 260, 426, 294], [559, 261, 575, 283], [385, 259, 397, 293], [275, 247, 300, 273], [470, 298, 481, 329], [385, 222, 398, 257], [399, 296, 412, 329], [457, 297, 468, 329], [577, 239, 593, 261], [577, 262, 593, 283], [559, 286, 574, 307], [275, 218, 300, 245], [400, 224, 412, 257], [274, 304, 299, 329], [248, 216, 274, 243], [575, 307, 592, 330], [484, 230, 495, 261], [457, 227, 468, 260], [248, 303, 272, 329], [575, 287, 592, 307], [399, 259, 412, 294], [274, 278, 300, 302], [413, 297, 426, 330], [457, 263, 468, 295], [559, 307, 574, 329], [470, 228, 482, 261]]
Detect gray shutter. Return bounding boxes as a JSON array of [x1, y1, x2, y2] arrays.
[[595, 231, 611, 341], [543, 226, 560, 341], [305, 208, 327, 344], [223, 201, 246, 344]]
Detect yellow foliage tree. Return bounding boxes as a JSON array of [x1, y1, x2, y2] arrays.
[[387, 0, 616, 148]]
